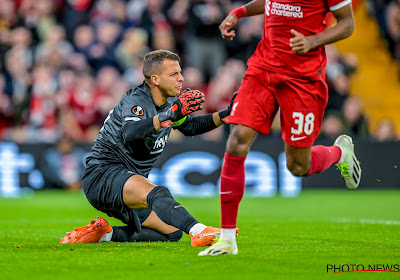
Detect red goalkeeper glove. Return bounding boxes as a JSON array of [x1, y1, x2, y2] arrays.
[[158, 88, 205, 128]]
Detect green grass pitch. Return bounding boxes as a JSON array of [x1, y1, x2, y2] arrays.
[[1, 190, 399, 279]]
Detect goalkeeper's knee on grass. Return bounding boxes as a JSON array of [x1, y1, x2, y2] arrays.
[[165, 230, 183, 242], [146, 186, 198, 234]]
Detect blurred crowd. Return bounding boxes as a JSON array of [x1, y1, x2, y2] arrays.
[[366, 0, 400, 79], [0, 0, 398, 146]]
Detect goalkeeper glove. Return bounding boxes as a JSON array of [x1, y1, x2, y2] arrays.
[[218, 91, 238, 124], [158, 88, 205, 128]]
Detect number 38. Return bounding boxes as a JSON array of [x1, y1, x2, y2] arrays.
[[291, 112, 315, 135]]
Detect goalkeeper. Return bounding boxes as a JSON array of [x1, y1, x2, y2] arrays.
[[60, 50, 237, 246]]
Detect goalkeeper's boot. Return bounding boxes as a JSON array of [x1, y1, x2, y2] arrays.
[[334, 135, 361, 190], [190, 227, 239, 247], [60, 217, 112, 244], [198, 239, 238, 256]]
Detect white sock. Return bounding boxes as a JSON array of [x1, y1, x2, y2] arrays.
[[220, 228, 237, 244], [99, 229, 113, 242], [337, 145, 346, 164], [189, 223, 207, 236]]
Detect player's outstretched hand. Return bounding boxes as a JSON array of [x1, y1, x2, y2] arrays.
[[178, 88, 205, 115], [158, 88, 205, 127], [219, 14, 238, 40], [290, 29, 313, 54], [219, 91, 238, 124]]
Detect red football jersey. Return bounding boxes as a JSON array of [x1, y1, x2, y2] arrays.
[[247, 0, 351, 79]]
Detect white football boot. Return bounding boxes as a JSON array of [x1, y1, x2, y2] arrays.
[[198, 239, 238, 256], [334, 135, 361, 190]]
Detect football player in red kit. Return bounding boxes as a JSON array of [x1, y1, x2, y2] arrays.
[[199, 0, 361, 256]]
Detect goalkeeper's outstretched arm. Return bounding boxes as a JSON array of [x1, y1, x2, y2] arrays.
[[175, 92, 238, 136]]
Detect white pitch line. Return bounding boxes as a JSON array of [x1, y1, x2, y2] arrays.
[[331, 218, 400, 226]]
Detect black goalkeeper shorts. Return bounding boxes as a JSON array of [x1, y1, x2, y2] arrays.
[[82, 162, 151, 232]]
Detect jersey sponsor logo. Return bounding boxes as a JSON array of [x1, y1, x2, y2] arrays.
[[151, 135, 169, 154], [290, 135, 307, 141], [125, 117, 141, 121], [265, 0, 303, 18], [132, 106, 144, 116]]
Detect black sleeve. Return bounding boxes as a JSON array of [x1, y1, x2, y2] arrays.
[[174, 114, 217, 136], [121, 117, 157, 143]]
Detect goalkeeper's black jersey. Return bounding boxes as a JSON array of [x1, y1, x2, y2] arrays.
[[86, 81, 175, 177]]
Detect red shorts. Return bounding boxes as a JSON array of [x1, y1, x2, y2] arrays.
[[229, 66, 328, 148]]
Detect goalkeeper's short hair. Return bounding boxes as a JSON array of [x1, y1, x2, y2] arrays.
[[142, 50, 180, 80]]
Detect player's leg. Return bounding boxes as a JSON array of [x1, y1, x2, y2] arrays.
[[200, 67, 278, 256], [62, 164, 198, 244], [285, 143, 341, 176], [198, 125, 257, 256], [123, 175, 200, 235], [285, 137, 361, 189], [110, 211, 183, 242], [280, 75, 361, 188], [123, 174, 227, 246], [220, 125, 257, 242]]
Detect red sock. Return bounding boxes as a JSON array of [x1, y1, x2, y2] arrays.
[[307, 145, 342, 176], [220, 152, 246, 228]]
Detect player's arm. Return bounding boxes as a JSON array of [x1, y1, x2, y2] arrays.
[[174, 92, 237, 136], [290, 3, 354, 54], [220, 0, 265, 40], [121, 90, 204, 143]]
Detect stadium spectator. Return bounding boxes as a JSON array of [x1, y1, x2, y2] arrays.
[[0, 74, 13, 138], [0, 0, 18, 59], [320, 112, 344, 142], [96, 66, 128, 116], [181, 66, 209, 107], [87, 20, 121, 71], [164, 0, 190, 55], [152, 25, 176, 52], [372, 119, 399, 143], [4, 46, 32, 127], [186, 0, 227, 81], [63, 71, 103, 142], [385, 0, 400, 78], [199, 0, 360, 256], [367, 0, 400, 75], [15, 0, 42, 45], [62, 0, 94, 40], [35, 25, 74, 70], [8, 26, 34, 70], [325, 45, 358, 112], [26, 63, 59, 143], [114, 27, 149, 71], [341, 96, 370, 140], [60, 50, 237, 246], [372, 118, 399, 142], [72, 25, 95, 58], [139, 0, 172, 51], [226, 12, 264, 61], [125, 0, 147, 25], [34, 0, 58, 42], [207, 58, 245, 113], [40, 137, 85, 191]]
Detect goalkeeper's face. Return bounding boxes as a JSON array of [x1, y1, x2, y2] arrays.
[[157, 59, 184, 98]]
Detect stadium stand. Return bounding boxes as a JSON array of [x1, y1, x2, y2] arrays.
[[335, 0, 400, 138], [0, 0, 397, 145]]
